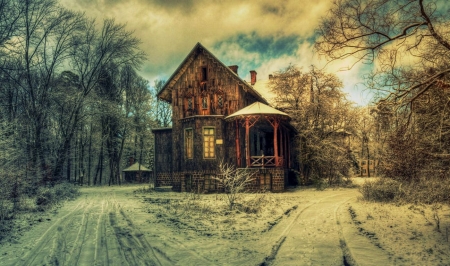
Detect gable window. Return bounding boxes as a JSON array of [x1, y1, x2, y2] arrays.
[[218, 95, 223, 108], [201, 67, 208, 81], [187, 98, 193, 110], [203, 127, 215, 158], [185, 128, 193, 159]]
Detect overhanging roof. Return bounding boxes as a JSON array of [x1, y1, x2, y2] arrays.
[[225, 102, 290, 120], [157, 42, 267, 104]]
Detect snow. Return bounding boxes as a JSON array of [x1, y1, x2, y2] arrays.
[[1, 180, 449, 265]]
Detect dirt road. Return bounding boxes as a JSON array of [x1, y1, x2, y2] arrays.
[[0, 185, 393, 266]]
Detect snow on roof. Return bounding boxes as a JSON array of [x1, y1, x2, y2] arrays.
[[225, 101, 290, 120], [122, 162, 151, 172], [252, 79, 277, 105]]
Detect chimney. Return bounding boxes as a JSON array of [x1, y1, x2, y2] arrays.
[[269, 74, 273, 80], [129, 157, 134, 166], [250, 70, 257, 85], [228, 65, 239, 75]]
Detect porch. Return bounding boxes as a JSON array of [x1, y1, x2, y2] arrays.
[[225, 102, 292, 169]]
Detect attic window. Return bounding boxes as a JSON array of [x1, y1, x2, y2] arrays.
[[188, 98, 193, 110], [201, 67, 208, 81], [218, 95, 223, 108]]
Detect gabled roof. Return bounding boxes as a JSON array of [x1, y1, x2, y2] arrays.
[[157, 42, 267, 104], [123, 162, 151, 172], [225, 101, 290, 120]]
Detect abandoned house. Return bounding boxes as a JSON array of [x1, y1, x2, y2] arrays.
[[152, 43, 297, 192]]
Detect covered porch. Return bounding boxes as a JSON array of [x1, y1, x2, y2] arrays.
[[226, 102, 292, 169]]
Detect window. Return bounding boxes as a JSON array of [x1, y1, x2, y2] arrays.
[[201, 67, 208, 81], [187, 98, 193, 110], [202, 97, 208, 109], [203, 127, 215, 158], [185, 128, 193, 159], [361, 161, 366, 165], [204, 174, 216, 191], [218, 95, 223, 108]]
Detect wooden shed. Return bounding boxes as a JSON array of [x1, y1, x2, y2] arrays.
[[122, 162, 152, 183]]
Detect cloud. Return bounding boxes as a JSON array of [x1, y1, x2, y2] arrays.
[[58, 0, 372, 104]]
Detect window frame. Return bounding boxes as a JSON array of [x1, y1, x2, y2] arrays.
[[184, 128, 194, 159], [202, 126, 216, 159]]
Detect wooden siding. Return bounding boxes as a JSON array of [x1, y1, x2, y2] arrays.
[[153, 129, 172, 174]]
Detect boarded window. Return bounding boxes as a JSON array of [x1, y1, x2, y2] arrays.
[[203, 127, 215, 158], [185, 128, 193, 159]]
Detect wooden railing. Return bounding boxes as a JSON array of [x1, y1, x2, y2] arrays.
[[250, 156, 283, 168]]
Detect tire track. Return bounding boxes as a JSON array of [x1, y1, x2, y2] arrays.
[[262, 191, 357, 266], [18, 199, 90, 266], [108, 193, 173, 266]]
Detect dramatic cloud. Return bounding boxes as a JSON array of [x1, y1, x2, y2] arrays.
[[59, 0, 372, 105]]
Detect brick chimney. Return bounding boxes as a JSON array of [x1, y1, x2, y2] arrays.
[[129, 157, 134, 166], [250, 70, 257, 85], [228, 65, 239, 75]]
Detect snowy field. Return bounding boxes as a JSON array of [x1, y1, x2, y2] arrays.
[[1, 179, 449, 265]]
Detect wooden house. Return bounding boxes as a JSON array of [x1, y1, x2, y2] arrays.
[[152, 43, 296, 192]]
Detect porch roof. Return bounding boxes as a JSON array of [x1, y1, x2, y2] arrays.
[[225, 101, 290, 121]]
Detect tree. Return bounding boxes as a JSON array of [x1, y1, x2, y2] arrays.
[[315, 0, 450, 109], [269, 65, 356, 184], [316, 0, 450, 181], [151, 79, 172, 127]]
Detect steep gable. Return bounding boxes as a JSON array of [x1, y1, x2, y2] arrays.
[[157, 43, 267, 105]]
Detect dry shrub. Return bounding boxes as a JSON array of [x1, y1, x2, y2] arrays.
[[360, 177, 450, 204]]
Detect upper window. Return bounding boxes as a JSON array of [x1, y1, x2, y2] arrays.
[[202, 97, 208, 109], [203, 127, 215, 159], [201, 67, 208, 81], [187, 98, 193, 110], [185, 128, 193, 159]]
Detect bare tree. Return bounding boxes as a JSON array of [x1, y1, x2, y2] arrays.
[[316, 0, 450, 181], [152, 79, 172, 127], [315, 0, 450, 109], [216, 161, 256, 210]]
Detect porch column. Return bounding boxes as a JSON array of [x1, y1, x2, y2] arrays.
[[279, 126, 283, 166], [273, 119, 279, 167], [235, 120, 241, 167], [245, 117, 250, 167]]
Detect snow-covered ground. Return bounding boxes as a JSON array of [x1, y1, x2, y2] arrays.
[[1, 180, 449, 265]]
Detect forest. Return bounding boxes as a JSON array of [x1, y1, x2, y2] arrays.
[[0, 0, 173, 225]]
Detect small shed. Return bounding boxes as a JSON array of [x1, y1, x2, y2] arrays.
[[122, 162, 152, 183]]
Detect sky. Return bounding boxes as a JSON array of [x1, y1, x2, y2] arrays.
[[60, 0, 374, 106]]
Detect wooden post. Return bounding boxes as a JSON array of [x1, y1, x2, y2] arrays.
[[273, 119, 279, 167], [235, 120, 241, 167], [279, 126, 283, 167], [245, 117, 250, 167]]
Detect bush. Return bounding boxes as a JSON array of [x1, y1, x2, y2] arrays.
[[36, 182, 80, 207], [360, 177, 450, 204], [359, 178, 404, 202]]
